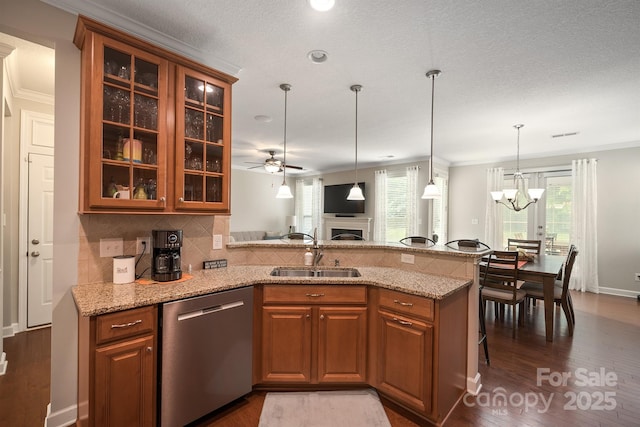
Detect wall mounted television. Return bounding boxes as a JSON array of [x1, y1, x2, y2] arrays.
[[323, 183, 366, 214]]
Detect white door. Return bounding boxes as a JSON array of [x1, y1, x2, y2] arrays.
[[27, 153, 54, 327]]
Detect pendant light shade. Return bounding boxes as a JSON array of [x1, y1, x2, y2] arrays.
[[347, 84, 365, 201], [276, 83, 294, 199], [422, 69, 442, 200]]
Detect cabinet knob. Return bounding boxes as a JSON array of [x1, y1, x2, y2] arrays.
[[146, 346, 152, 353], [305, 314, 310, 319], [160, 196, 166, 204], [320, 314, 325, 320], [178, 197, 184, 203]]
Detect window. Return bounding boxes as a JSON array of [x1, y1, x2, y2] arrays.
[[385, 170, 410, 241], [431, 175, 448, 243], [295, 178, 323, 235]]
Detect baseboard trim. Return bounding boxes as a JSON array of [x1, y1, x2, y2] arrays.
[[44, 402, 76, 427], [466, 372, 482, 395], [0, 352, 7, 376], [598, 287, 639, 299], [2, 322, 19, 338]]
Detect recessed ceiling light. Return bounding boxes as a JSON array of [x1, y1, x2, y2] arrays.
[[308, 0, 335, 12], [307, 50, 328, 64], [254, 115, 272, 122]]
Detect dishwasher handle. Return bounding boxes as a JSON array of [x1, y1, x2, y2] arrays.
[[177, 300, 245, 322]]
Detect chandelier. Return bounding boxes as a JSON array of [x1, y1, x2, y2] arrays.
[[490, 124, 544, 211]]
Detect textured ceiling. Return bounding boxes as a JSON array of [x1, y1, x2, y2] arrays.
[[33, 1, 640, 174]]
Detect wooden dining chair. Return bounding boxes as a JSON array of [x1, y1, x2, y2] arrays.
[[480, 250, 526, 338], [507, 238, 542, 255], [522, 246, 578, 336], [399, 236, 435, 247]]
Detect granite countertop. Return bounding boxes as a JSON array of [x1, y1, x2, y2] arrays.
[[72, 265, 472, 317]]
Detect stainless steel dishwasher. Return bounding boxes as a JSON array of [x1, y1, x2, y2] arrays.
[[160, 286, 253, 427]]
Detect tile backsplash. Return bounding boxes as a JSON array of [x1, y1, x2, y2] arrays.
[[78, 214, 230, 284]]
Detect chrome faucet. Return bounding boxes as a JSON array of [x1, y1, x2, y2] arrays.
[[312, 227, 323, 267]]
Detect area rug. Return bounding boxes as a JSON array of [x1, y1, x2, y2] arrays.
[[258, 389, 392, 427]]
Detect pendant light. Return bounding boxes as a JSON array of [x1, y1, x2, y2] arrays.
[[421, 69, 442, 199], [275, 83, 294, 199], [490, 124, 545, 211], [347, 84, 365, 201]]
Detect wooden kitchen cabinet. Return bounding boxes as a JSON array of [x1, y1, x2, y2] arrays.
[[259, 285, 368, 384], [74, 16, 235, 214], [78, 305, 157, 427]]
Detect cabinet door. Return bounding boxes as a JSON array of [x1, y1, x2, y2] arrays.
[[84, 33, 169, 211], [377, 310, 433, 414], [317, 306, 367, 383], [94, 335, 155, 426], [261, 306, 312, 383], [174, 66, 231, 212]]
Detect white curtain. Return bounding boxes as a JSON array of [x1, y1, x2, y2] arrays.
[[406, 166, 419, 236], [295, 179, 305, 232], [374, 170, 387, 242], [484, 167, 504, 249], [570, 159, 598, 293], [312, 177, 323, 236]]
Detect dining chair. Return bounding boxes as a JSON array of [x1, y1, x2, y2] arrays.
[[507, 238, 542, 255], [399, 236, 435, 247], [444, 239, 491, 251], [521, 246, 578, 336], [480, 250, 526, 339], [331, 233, 365, 241]]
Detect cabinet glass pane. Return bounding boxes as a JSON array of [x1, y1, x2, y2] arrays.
[[205, 113, 223, 143], [185, 109, 204, 140], [206, 176, 222, 203], [185, 76, 204, 105], [103, 123, 129, 161], [133, 130, 158, 166], [104, 47, 131, 82], [205, 145, 223, 172], [132, 169, 158, 200], [185, 141, 203, 171], [103, 164, 131, 198], [103, 86, 131, 124], [134, 58, 158, 92], [134, 94, 158, 130], [184, 174, 203, 202], [205, 83, 223, 114]]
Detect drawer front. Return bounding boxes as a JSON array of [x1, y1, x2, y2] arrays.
[[378, 289, 434, 321], [96, 306, 156, 345], [263, 285, 367, 305]]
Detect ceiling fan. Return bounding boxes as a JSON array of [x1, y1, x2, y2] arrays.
[[246, 150, 304, 173]]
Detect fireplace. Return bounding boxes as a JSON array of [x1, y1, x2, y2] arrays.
[[331, 228, 364, 240], [323, 217, 372, 241]]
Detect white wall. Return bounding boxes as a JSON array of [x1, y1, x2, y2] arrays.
[[230, 169, 294, 233], [449, 146, 640, 294], [1, 1, 80, 425]]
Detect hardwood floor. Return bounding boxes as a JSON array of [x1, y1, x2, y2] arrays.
[[1, 291, 638, 426]]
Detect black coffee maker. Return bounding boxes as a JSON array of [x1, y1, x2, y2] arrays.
[[152, 230, 182, 282]]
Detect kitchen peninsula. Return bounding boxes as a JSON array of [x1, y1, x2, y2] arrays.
[[73, 240, 485, 426]]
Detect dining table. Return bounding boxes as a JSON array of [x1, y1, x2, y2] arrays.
[[516, 254, 566, 342]]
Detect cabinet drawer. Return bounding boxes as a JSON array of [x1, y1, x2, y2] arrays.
[[378, 289, 434, 321], [95, 306, 156, 345], [263, 285, 367, 305]]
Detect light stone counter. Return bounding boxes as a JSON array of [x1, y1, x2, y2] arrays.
[[72, 265, 471, 317]]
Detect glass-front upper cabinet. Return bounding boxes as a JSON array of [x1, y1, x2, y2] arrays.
[[80, 32, 168, 211], [175, 66, 231, 212]]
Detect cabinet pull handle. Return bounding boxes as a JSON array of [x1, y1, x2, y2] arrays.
[[305, 293, 325, 297], [393, 299, 413, 307], [111, 319, 142, 329], [392, 317, 413, 327]]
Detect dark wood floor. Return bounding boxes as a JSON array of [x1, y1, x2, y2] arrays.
[[1, 292, 638, 426]]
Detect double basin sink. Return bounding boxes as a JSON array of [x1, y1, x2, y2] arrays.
[[270, 267, 361, 278]]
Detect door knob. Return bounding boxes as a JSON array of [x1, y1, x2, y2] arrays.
[[31, 251, 40, 257], [32, 239, 40, 245]]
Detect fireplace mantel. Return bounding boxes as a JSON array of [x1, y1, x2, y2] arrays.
[[323, 216, 372, 240]]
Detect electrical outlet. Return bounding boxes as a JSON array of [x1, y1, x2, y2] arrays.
[[213, 234, 223, 250], [401, 253, 415, 264], [136, 237, 151, 255], [635, 273, 640, 282], [100, 238, 123, 257]]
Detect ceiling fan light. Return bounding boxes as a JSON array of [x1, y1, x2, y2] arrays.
[[276, 182, 293, 199], [264, 163, 280, 173], [347, 184, 364, 200], [421, 182, 441, 199]]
